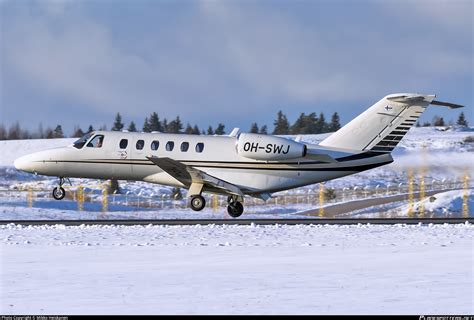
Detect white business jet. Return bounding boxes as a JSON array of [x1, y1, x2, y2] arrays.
[[14, 93, 462, 217]]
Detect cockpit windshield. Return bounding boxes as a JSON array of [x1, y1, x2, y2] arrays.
[[73, 132, 94, 149]]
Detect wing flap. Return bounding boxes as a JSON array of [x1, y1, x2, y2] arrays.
[[146, 156, 244, 197]]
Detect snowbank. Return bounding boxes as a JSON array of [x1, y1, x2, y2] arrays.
[[1, 223, 472, 314]]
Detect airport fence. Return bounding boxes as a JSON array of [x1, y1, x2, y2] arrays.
[[0, 174, 471, 217]]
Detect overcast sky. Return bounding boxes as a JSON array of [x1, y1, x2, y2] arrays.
[[1, 0, 472, 134]]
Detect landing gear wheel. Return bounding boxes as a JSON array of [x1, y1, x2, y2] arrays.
[[190, 195, 206, 211], [52, 186, 66, 200], [227, 201, 244, 218]]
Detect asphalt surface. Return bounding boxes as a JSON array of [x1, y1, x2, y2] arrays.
[[300, 188, 468, 217], [0, 217, 472, 226]]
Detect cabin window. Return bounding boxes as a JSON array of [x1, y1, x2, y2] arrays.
[[166, 141, 174, 151], [181, 142, 189, 152], [119, 139, 128, 149], [73, 132, 93, 149], [195, 142, 204, 153], [136, 140, 144, 150], [151, 140, 159, 151], [86, 135, 104, 148]]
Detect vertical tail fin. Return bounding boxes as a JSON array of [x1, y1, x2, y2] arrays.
[[319, 93, 437, 152]]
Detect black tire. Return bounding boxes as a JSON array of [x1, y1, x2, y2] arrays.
[[52, 186, 66, 200], [190, 195, 206, 211], [227, 201, 244, 218]]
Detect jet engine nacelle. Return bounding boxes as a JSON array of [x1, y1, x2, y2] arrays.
[[236, 133, 307, 161]]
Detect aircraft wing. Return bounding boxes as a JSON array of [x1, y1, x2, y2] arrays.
[[146, 156, 244, 197]]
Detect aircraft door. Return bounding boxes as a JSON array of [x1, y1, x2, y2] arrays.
[[130, 138, 149, 176], [108, 137, 133, 179]]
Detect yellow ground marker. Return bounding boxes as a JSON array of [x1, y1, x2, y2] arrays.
[[408, 169, 414, 218], [27, 186, 33, 208], [102, 185, 108, 213], [463, 173, 469, 218], [77, 186, 84, 211], [319, 183, 325, 217]]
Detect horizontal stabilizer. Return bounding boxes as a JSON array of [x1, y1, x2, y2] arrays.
[[430, 100, 464, 109]]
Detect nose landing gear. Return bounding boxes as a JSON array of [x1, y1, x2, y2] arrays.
[[52, 177, 66, 200], [189, 195, 206, 211]]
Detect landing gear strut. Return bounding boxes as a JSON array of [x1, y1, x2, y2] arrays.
[[52, 177, 66, 200], [227, 196, 244, 218], [189, 195, 206, 211]]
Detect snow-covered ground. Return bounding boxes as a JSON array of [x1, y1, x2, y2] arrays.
[[1, 223, 472, 314]]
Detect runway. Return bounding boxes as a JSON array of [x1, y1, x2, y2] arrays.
[[0, 217, 472, 226], [300, 188, 468, 217]]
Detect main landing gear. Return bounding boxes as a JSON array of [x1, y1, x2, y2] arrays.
[[188, 193, 244, 218], [52, 177, 66, 200], [227, 196, 244, 218]]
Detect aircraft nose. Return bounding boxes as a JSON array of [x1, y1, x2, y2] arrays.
[[14, 154, 35, 172]]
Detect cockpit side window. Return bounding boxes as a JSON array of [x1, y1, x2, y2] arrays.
[[87, 135, 104, 148], [73, 132, 93, 149]]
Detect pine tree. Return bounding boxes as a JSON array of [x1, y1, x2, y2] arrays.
[[304, 112, 318, 134], [456, 112, 468, 126], [143, 117, 151, 132], [315, 112, 327, 133], [328, 112, 341, 132], [259, 125, 268, 135], [128, 121, 137, 132], [149, 112, 163, 132], [207, 126, 214, 135], [53, 125, 64, 138], [0, 124, 6, 140], [250, 123, 259, 133], [192, 125, 201, 135], [87, 125, 94, 133], [215, 123, 226, 135], [185, 123, 194, 134], [37, 123, 44, 139], [273, 110, 290, 135], [45, 128, 54, 139], [290, 113, 306, 134], [167, 116, 183, 133], [162, 119, 168, 132], [7, 122, 21, 140], [433, 116, 445, 126], [73, 126, 84, 138], [112, 113, 124, 131]]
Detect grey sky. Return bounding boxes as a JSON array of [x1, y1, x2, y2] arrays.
[[1, 0, 472, 134]]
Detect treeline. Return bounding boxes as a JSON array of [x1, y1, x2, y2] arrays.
[[0, 123, 100, 140], [110, 110, 342, 136], [0, 111, 469, 140], [416, 112, 469, 127]]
